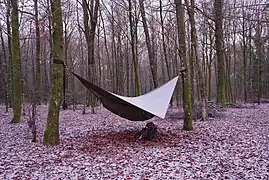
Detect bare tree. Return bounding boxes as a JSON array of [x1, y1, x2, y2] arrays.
[[82, 0, 100, 113]]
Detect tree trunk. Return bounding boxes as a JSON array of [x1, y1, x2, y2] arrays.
[[34, 0, 41, 105], [225, 46, 232, 103], [214, 0, 225, 105], [185, 0, 207, 120], [47, 0, 53, 89], [232, 9, 237, 103], [62, 20, 68, 110], [159, 0, 171, 80], [10, 0, 22, 124], [175, 0, 193, 130], [0, 26, 8, 112], [82, 0, 91, 107], [139, 0, 158, 88], [6, 0, 12, 109], [100, 12, 112, 91], [82, 0, 99, 113], [43, 0, 64, 145], [255, 24, 263, 105], [128, 0, 140, 96], [242, 6, 247, 102], [247, 22, 252, 99], [111, 15, 116, 92], [207, 28, 214, 101], [187, 21, 195, 105], [125, 38, 130, 96], [42, 39, 49, 104]]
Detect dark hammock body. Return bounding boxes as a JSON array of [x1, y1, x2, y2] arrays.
[[72, 72, 154, 121]]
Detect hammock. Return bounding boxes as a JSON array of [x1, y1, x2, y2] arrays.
[[72, 72, 179, 121]]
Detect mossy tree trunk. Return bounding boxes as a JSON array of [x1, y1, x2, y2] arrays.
[[188, 30, 195, 105], [214, 0, 226, 105], [10, 0, 21, 124], [175, 0, 193, 130], [185, 0, 208, 121], [43, 0, 64, 145]]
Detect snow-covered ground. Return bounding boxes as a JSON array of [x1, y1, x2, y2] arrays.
[[0, 104, 268, 179]]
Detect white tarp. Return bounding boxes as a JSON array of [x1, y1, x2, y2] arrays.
[[110, 76, 179, 119]]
